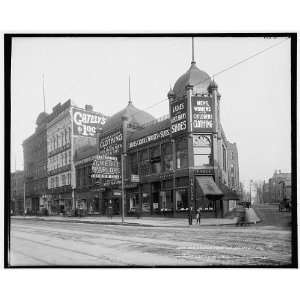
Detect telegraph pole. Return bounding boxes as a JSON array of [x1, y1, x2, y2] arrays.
[[121, 114, 129, 224]]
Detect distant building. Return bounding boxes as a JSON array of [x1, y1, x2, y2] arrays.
[[10, 170, 24, 215], [263, 170, 291, 203]]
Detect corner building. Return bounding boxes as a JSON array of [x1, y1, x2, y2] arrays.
[[97, 59, 240, 218]]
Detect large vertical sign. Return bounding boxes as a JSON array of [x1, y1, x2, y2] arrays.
[[191, 96, 215, 132], [98, 130, 123, 156], [170, 98, 187, 136], [73, 108, 106, 137]]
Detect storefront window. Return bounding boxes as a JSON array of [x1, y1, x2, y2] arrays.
[[176, 139, 188, 169], [176, 189, 188, 211], [160, 190, 173, 212], [129, 193, 139, 212], [162, 142, 173, 171], [142, 193, 150, 212], [199, 200, 215, 212]]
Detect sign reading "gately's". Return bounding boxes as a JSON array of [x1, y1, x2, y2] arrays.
[[73, 108, 106, 137]]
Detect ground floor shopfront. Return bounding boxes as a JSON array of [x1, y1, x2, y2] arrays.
[[87, 169, 239, 218], [43, 170, 238, 217]]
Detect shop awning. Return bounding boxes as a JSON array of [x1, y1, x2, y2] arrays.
[[196, 176, 224, 198], [218, 182, 240, 201]]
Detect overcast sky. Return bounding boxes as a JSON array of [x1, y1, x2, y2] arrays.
[[10, 36, 291, 187]]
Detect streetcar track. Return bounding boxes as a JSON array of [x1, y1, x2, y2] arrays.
[[12, 234, 131, 266], [11, 249, 51, 265]]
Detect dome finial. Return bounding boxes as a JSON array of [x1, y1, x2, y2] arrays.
[[128, 74, 132, 104], [191, 37, 195, 65]]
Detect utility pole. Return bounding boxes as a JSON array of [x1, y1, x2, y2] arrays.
[[121, 114, 129, 224]]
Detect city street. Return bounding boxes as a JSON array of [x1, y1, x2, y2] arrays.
[[9, 204, 292, 266]]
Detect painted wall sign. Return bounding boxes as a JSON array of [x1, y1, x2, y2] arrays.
[[170, 98, 187, 136], [91, 155, 120, 178], [191, 96, 215, 132], [73, 108, 106, 137], [128, 128, 170, 149], [99, 130, 123, 155]]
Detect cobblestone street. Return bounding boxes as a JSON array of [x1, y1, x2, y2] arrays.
[[9, 204, 292, 266]]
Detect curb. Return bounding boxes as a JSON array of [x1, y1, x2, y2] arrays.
[[11, 217, 239, 228]]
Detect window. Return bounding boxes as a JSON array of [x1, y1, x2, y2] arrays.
[[150, 145, 161, 174], [61, 132, 65, 146], [162, 142, 173, 171], [68, 150, 71, 164], [68, 127, 72, 143], [176, 139, 188, 169], [176, 189, 188, 211], [139, 149, 149, 176], [129, 153, 138, 175], [160, 190, 173, 211], [62, 174, 66, 186], [193, 135, 212, 167], [222, 144, 227, 171], [55, 176, 59, 187]]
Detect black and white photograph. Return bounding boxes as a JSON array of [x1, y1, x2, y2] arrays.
[[5, 34, 297, 268]]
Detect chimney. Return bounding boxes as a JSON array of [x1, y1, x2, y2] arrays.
[[85, 104, 93, 111]]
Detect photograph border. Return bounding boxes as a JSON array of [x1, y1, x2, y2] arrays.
[[4, 32, 297, 268]]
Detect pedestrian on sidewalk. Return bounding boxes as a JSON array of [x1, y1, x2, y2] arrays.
[[188, 206, 193, 225], [196, 208, 201, 225]]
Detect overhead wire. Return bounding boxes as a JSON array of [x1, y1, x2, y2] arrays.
[[128, 37, 290, 122]]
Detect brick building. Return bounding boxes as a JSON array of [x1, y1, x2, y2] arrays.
[[23, 112, 48, 214], [10, 170, 24, 215], [46, 99, 106, 215], [82, 57, 241, 218], [263, 170, 291, 203]]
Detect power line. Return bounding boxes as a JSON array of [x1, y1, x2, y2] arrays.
[[133, 37, 290, 119], [210, 37, 290, 81]]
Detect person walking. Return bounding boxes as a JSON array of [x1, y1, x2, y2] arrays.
[[196, 208, 201, 225]]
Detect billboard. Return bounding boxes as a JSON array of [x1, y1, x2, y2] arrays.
[[128, 128, 170, 149], [73, 108, 106, 137], [191, 96, 215, 132], [99, 130, 123, 155], [170, 98, 187, 136]]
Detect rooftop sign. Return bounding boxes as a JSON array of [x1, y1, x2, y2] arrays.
[[73, 108, 106, 137]]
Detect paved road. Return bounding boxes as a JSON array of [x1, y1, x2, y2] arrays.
[[253, 203, 292, 227], [9, 218, 292, 266]]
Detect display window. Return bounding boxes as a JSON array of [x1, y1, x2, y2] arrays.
[[176, 139, 188, 169], [176, 189, 188, 211], [193, 135, 212, 167], [160, 190, 173, 212]]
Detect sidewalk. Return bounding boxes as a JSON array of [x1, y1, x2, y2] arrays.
[[12, 208, 260, 227]]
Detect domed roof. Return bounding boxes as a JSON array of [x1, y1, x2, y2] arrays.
[[173, 62, 212, 98], [101, 102, 155, 133], [36, 112, 49, 126]]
